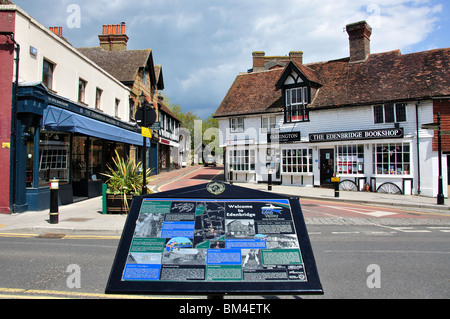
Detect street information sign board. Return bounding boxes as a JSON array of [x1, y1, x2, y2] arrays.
[[106, 182, 323, 296]]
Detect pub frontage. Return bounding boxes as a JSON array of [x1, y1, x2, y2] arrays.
[[16, 82, 146, 212]]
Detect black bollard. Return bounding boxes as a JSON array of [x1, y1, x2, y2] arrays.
[[332, 177, 340, 198], [49, 179, 59, 224], [268, 169, 273, 191]]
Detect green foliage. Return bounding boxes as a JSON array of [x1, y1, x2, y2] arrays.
[[102, 151, 152, 209]]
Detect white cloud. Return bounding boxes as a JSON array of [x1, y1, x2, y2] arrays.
[[12, 0, 446, 117]]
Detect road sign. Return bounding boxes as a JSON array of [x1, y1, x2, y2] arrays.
[[142, 127, 152, 138], [421, 123, 440, 130], [105, 182, 323, 297], [149, 122, 161, 130], [135, 105, 157, 128]]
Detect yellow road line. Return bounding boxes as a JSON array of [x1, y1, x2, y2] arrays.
[[0, 287, 191, 299], [0, 233, 121, 240], [63, 235, 121, 240], [0, 233, 39, 238]]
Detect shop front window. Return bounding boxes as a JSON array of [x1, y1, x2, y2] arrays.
[[89, 138, 103, 181], [336, 145, 364, 174], [229, 149, 255, 171], [282, 148, 313, 173], [373, 143, 410, 175], [72, 136, 87, 182], [38, 132, 70, 187]]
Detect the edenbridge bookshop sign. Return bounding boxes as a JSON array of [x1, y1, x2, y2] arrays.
[[309, 128, 404, 143]]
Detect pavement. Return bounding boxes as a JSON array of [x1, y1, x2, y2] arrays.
[[1, 165, 449, 236]]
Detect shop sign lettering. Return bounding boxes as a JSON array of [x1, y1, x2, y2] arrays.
[[309, 128, 403, 142]]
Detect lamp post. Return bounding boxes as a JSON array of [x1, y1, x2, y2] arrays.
[[437, 113, 445, 205], [139, 93, 148, 195]]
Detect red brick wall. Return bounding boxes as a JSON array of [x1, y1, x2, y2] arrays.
[[0, 9, 15, 214], [433, 99, 450, 152]]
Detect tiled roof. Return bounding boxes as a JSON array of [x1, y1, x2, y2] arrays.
[[77, 47, 153, 83], [215, 48, 450, 117], [309, 48, 450, 109], [215, 69, 284, 117]]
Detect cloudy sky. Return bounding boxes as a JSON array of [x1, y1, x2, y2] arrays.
[[12, 0, 450, 119]]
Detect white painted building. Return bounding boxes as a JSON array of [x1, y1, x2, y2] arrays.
[[215, 21, 450, 198]]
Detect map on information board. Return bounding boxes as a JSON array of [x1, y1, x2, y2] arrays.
[[122, 198, 306, 282]]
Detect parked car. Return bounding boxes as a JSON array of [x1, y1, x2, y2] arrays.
[[204, 155, 217, 167]]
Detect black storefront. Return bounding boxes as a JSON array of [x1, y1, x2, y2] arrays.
[[15, 83, 150, 212]]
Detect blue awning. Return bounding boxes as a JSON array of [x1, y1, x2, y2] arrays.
[[43, 105, 148, 146]]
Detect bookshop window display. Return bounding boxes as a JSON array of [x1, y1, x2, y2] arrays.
[[373, 143, 410, 175], [336, 145, 364, 175]]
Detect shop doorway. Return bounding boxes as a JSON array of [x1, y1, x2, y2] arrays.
[[320, 149, 335, 187]]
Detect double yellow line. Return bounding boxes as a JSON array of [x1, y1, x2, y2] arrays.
[[0, 287, 183, 299], [0, 233, 121, 240]]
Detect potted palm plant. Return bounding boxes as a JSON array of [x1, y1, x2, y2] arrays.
[[102, 150, 152, 214]]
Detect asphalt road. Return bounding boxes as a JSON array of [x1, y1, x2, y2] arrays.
[[0, 222, 448, 299], [0, 167, 448, 300]]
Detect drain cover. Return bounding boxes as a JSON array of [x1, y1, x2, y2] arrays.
[[64, 218, 92, 222]]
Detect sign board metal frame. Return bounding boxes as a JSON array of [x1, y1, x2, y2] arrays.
[[105, 183, 323, 296]]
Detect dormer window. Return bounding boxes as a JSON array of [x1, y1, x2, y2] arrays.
[[284, 86, 309, 123]]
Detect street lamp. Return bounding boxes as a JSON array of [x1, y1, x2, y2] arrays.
[[437, 113, 445, 205]]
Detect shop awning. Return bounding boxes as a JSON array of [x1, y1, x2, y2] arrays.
[[43, 105, 149, 146]]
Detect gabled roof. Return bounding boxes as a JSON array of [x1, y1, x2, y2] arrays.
[[215, 69, 283, 118], [275, 61, 323, 90], [215, 47, 450, 117], [77, 47, 157, 87]]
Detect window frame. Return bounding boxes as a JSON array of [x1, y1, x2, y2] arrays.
[[336, 144, 365, 175], [42, 59, 55, 90], [95, 87, 103, 110], [78, 78, 87, 104], [281, 148, 313, 174], [374, 103, 407, 124], [261, 116, 277, 133], [229, 117, 244, 133], [228, 148, 256, 172], [284, 86, 309, 123], [373, 142, 411, 176]]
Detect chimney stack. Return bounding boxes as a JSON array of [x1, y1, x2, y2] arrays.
[[252, 51, 265, 72], [49, 27, 63, 37], [99, 22, 129, 51], [289, 51, 303, 65], [346, 21, 372, 63]]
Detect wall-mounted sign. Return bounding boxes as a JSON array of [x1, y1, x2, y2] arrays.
[[309, 128, 404, 143], [268, 132, 301, 144]]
